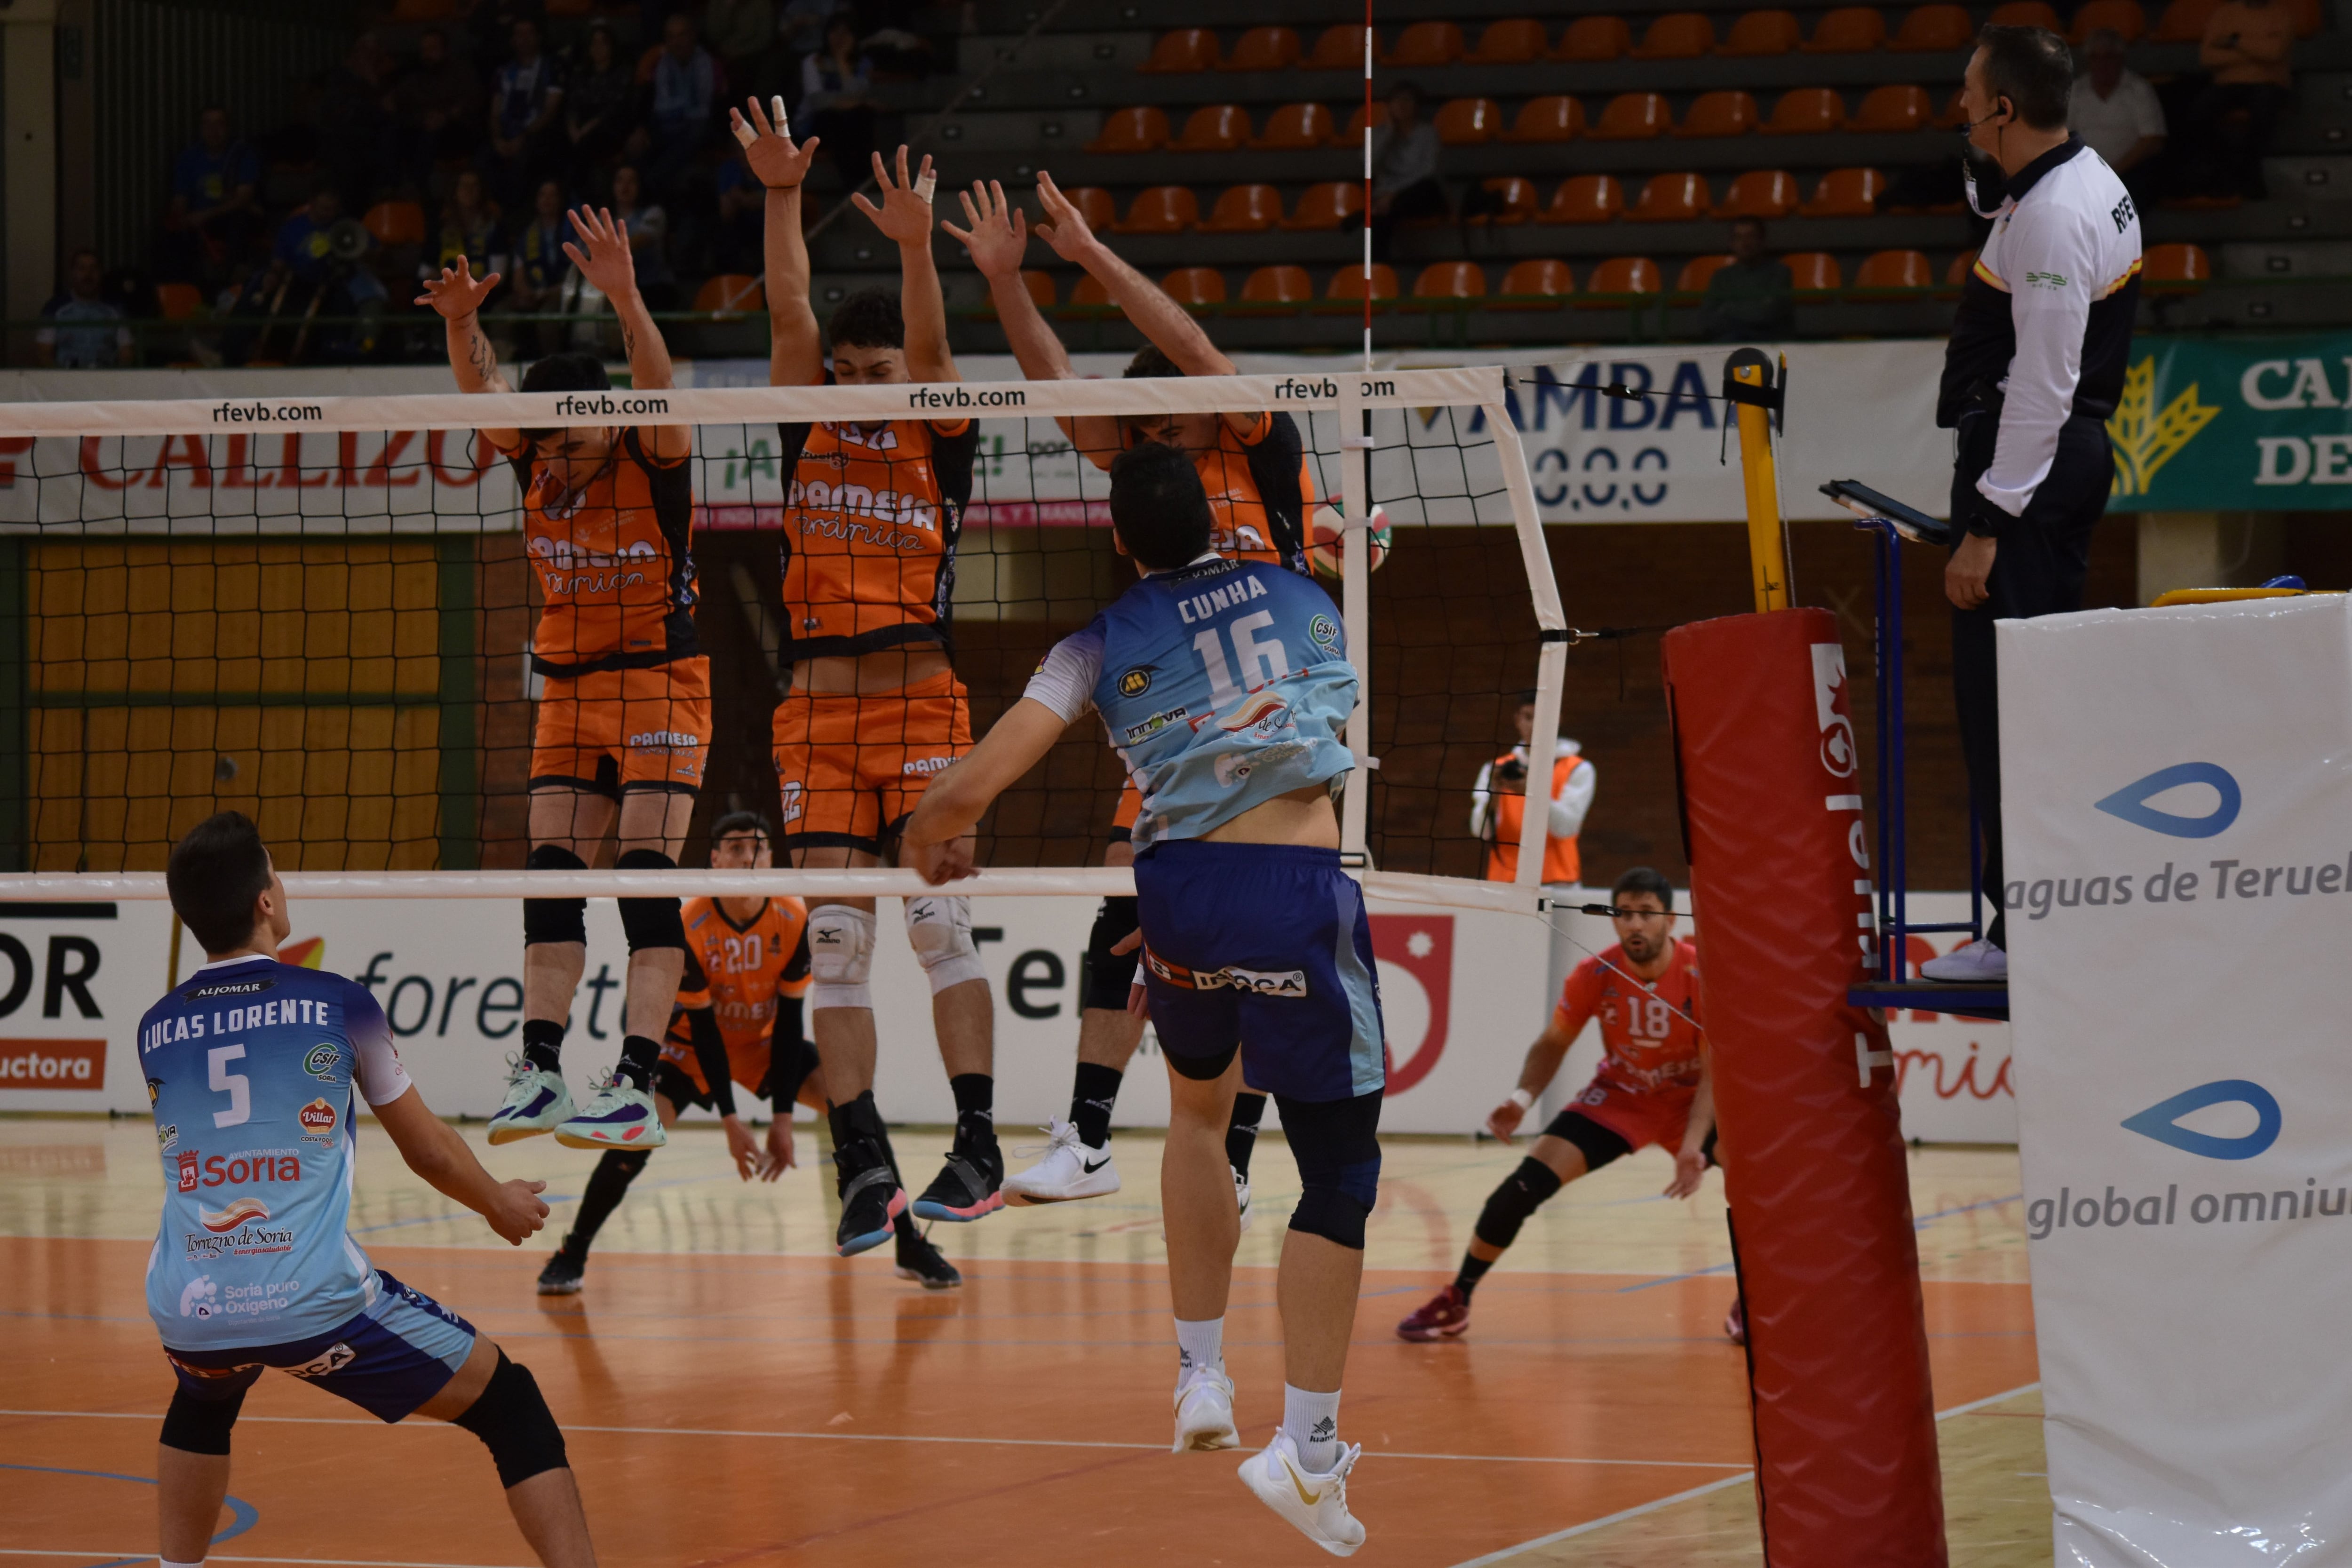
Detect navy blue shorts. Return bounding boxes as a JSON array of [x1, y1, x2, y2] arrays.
[[1133, 839, 1386, 1103], [162, 1270, 477, 1423]]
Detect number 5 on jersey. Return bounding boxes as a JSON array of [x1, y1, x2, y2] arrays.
[[209, 1043, 251, 1128]]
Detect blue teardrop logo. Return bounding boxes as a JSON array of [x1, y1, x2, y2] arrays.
[[2093, 762, 2241, 838], [2121, 1079, 2280, 1160]]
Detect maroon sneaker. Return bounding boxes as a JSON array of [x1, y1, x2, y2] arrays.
[[1724, 1294, 1747, 1345], [1396, 1283, 1472, 1342]]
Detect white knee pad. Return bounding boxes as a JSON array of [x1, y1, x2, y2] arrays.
[[905, 895, 987, 995], [807, 904, 875, 1011]]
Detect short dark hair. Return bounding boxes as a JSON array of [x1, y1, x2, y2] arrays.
[[1974, 24, 2073, 130], [168, 812, 274, 957], [827, 287, 905, 351], [1123, 344, 1182, 379], [710, 811, 771, 844], [1109, 442, 1214, 569], [518, 353, 612, 442], [1387, 80, 1423, 105], [1612, 866, 1675, 912]]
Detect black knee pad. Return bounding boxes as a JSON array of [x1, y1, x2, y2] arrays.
[[524, 844, 588, 947], [614, 848, 686, 952], [1473, 1157, 1565, 1251], [160, 1384, 246, 1455], [1278, 1090, 1384, 1250], [453, 1351, 569, 1489], [1081, 896, 1142, 1011]]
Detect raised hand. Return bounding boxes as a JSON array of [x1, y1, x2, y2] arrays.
[[731, 96, 822, 190], [561, 205, 639, 301], [1032, 170, 1103, 264], [850, 145, 938, 247], [942, 179, 1030, 279], [415, 256, 502, 318]]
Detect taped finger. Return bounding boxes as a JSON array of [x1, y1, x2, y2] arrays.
[[732, 114, 759, 150], [771, 96, 789, 135], [914, 168, 937, 203]]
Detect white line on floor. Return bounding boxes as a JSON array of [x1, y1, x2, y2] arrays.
[[1934, 1380, 2041, 1419]]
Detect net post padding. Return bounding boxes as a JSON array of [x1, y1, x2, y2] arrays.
[[1660, 608, 1946, 1565]]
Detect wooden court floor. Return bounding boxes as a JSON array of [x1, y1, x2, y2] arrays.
[[0, 1117, 2042, 1567]]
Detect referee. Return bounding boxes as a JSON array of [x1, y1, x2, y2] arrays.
[[1924, 24, 2143, 984]]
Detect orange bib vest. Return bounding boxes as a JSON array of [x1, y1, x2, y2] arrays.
[[1486, 749, 1585, 884]]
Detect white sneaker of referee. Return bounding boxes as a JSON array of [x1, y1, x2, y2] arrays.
[[1921, 939, 2007, 982]]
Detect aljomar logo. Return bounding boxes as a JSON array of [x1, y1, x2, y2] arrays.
[[2107, 356, 2221, 497]]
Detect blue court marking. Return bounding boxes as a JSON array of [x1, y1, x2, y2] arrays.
[[1, 1462, 257, 1567], [1615, 1191, 2025, 1293]]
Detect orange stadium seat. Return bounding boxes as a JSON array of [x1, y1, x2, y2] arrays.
[[1850, 249, 1935, 293], [1853, 84, 1933, 131], [1306, 23, 1372, 69], [1501, 95, 1585, 142], [1385, 20, 1466, 64], [1472, 176, 1542, 224], [1161, 267, 1227, 309], [1554, 15, 1633, 57], [1138, 28, 1219, 72], [1540, 174, 1626, 223], [1889, 3, 1976, 48], [1678, 90, 1760, 137], [1786, 251, 1844, 295], [1626, 171, 1712, 221], [364, 200, 426, 246], [1761, 88, 1847, 135], [1282, 182, 1364, 230], [1577, 255, 1663, 303], [1495, 258, 1577, 306], [1435, 98, 1504, 145], [1716, 168, 1801, 217], [1675, 254, 1734, 295], [1319, 263, 1399, 313], [156, 282, 206, 320], [1589, 92, 1672, 140], [1112, 186, 1199, 234], [1019, 271, 1056, 309], [2070, 0, 2146, 38], [1988, 0, 2062, 28], [694, 274, 764, 313], [2293, 0, 2322, 36], [1331, 103, 1389, 147], [1469, 18, 1551, 62], [1235, 265, 1315, 313], [1944, 249, 1980, 292], [2152, 0, 2222, 38], [1061, 187, 1117, 231], [1405, 261, 1488, 308], [1065, 274, 1115, 311], [1168, 104, 1251, 152], [1806, 6, 1888, 50], [1719, 9, 1802, 54], [1223, 26, 1301, 71], [1933, 87, 1970, 128], [1198, 184, 1284, 233], [1085, 108, 1168, 154], [2143, 242, 2212, 292], [1632, 11, 1716, 56], [1252, 104, 1335, 150], [1801, 166, 1888, 215]]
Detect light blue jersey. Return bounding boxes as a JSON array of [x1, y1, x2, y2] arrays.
[[141, 955, 413, 1351], [1026, 555, 1358, 847]]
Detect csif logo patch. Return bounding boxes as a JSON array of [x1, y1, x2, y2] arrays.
[[2093, 762, 2240, 838], [2122, 1078, 2280, 1160]]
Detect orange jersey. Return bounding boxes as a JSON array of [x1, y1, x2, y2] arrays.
[[1128, 412, 1314, 570], [779, 393, 980, 661], [498, 428, 699, 676], [664, 897, 812, 1092], [1485, 751, 1588, 885], [1553, 939, 1704, 1098]]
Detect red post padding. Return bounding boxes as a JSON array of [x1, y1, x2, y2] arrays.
[[1661, 608, 1945, 1565]]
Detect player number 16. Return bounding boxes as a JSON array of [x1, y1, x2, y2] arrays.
[[1192, 610, 1289, 709]]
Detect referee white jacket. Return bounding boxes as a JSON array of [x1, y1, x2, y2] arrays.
[[1937, 135, 2143, 535]]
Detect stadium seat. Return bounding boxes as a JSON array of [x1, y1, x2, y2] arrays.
[[2069, 0, 2145, 38], [1850, 248, 1935, 293], [2292, 0, 2321, 35], [1939, 249, 1977, 296], [1933, 87, 1969, 128], [1760, 88, 1847, 135], [693, 274, 764, 314], [1677, 91, 1760, 137], [1472, 176, 1542, 225], [1675, 255, 1734, 295], [1539, 174, 1626, 223], [1577, 256, 1663, 303], [364, 200, 426, 246], [1331, 103, 1389, 147], [1853, 84, 1933, 131], [1384, 20, 1466, 64], [1319, 264, 1399, 313], [1468, 18, 1550, 62], [1223, 26, 1300, 71], [1786, 251, 1844, 296], [2152, 0, 2222, 38], [1161, 268, 1227, 310], [1169, 104, 1251, 153], [1495, 257, 1577, 306], [1589, 92, 1672, 140], [1112, 186, 1199, 234], [156, 282, 206, 320], [1084, 108, 1168, 154], [1019, 271, 1056, 309], [1500, 95, 1585, 143], [1198, 184, 1284, 233], [1138, 28, 1219, 72], [1235, 265, 1315, 313], [1626, 171, 1711, 221], [1889, 2, 1975, 48], [1306, 23, 1372, 69], [1435, 98, 1504, 145], [1718, 8, 1802, 54], [2143, 242, 2212, 292], [1988, 0, 2062, 28], [1801, 167, 1888, 215], [1805, 6, 1888, 50], [1405, 261, 1487, 308], [1282, 182, 1365, 230], [1715, 168, 1800, 217], [1066, 274, 1115, 311], [1554, 15, 1632, 57], [1631, 11, 1715, 56], [1252, 103, 1335, 150]]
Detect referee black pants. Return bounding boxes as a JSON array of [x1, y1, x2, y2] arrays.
[[1949, 409, 2114, 950]]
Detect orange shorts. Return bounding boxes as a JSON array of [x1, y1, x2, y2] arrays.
[[1561, 1075, 1698, 1154], [771, 669, 972, 855], [1111, 780, 1142, 839], [529, 657, 711, 797]]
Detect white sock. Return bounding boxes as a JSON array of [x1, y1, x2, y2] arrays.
[[1175, 1316, 1224, 1379], [164, 1559, 205, 1568], [1283, 1383, 1342, 1473]]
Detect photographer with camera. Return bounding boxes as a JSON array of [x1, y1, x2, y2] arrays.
[[1471, 692, 1594, 888]]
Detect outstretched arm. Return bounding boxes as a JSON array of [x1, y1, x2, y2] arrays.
[[416, 258, 522, 452], [943, 179, 1117, 458], [853, 146, 956, 383], [373, 1084, 549, 1245], [733, 97, 825, 388], [901, 698, 1073, 883], [563, 203, 687, 460], [1483, 1019, 1578, 1141], [1665, 1048, 1716, 1199]]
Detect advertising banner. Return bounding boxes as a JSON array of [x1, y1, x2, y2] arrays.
[[2103, 332, 2352, 510], [0, 901, 182, 1114], [2002, 593, 2352, 1562]]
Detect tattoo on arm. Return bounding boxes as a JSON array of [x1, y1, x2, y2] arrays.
[[465, 324, 499, 385], [620, 323, 636, 359]]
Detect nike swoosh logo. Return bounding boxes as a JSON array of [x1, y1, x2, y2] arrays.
[[1284, 1458, 1322, 1509], [1082, 1157, 1111, 1173]]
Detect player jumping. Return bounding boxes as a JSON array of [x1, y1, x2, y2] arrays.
[[420, 206, 704, 1154], [145, 812, 593, 1568], [904, 444, 1381, 1556], [1394, 868, 1728, 1343]]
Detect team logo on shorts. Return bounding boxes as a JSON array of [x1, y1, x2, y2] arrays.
[[777, 781, 806, 824], [287, 1343, 358, 1379], [1118, 667, 1153, 698], [303, 1043, 341, 1080], [1309, 614, 1339, 650]]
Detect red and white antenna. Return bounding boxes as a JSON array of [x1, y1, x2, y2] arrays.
[[1360, 0, 1374, 372]]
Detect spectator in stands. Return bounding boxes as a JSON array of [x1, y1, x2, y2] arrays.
[[563, 22, 636, 185], [2183, 0, 2294, 199], [801, 11, 877, 186], [713, 145, 767, 271], [704, 0, 777, 78], [317, 34, 395, 212], [36, 249, 135, 369], [1362, 81, 1445, 261], [778, 0, 834, 64], [644, 11, 722, 199], [437, 168, 509, 282], [2070, 29, 2167, 204], [1470, 693, 1595, 888], [392, 28, 485, 196], [273, 184, 389, 357], [1699, 217, 1795, 341], [163, 107, 262, 283], [502, 177, 576, 354], [486, 16, 564, 209], [607, 163, 676, 308]]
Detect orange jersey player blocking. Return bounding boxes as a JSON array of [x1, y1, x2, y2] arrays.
[[536, 813, 959, 1293], [738, 99, 1002, 1257], [1396, 867, 1741, 1344], [420, 207, 705, 1156]]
